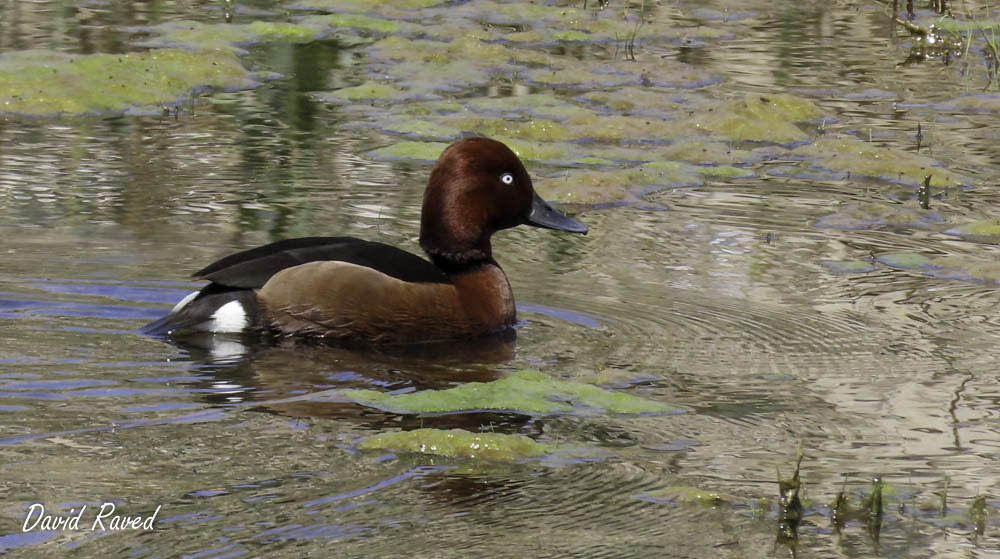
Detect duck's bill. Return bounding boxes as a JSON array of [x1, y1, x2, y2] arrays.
[[525, 192, 588, 234]]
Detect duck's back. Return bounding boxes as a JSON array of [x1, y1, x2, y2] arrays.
[[142, 237, 450, 337], [194, 236, 448, 287]]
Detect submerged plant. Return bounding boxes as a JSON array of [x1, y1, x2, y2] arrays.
[[827, 475, 886, 543], [917, 174, 932, 209], [775, 448, 805, 553], [938, 475, 950, 517], [968, 12, 1000, 88], [863, 476, 885, 543], [970, 494, 990, 535], [831, 478, 850, 532]]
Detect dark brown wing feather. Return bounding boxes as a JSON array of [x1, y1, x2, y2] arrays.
[[142, 237, 448, 336], [193, 236, 449, 288]]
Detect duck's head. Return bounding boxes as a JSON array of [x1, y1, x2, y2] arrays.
[[419, 137, 587, 265]]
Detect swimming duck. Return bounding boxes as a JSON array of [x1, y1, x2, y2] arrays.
[[143, 137, 587, 343]]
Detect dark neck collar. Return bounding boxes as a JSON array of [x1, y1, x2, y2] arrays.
[[422, 246, 495, 276]]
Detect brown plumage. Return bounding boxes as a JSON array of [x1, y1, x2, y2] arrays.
[[259, 261, 514, 342], [142, 137, 587, 343]]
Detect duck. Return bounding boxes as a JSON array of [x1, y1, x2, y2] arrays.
[[142, 137, 587, 343]]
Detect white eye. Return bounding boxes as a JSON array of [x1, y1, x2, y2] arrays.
[[500, 172, 514, 185]]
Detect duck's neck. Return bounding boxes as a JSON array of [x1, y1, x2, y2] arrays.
[[421, 238, 494, 276], [424, 250, 494, 276]]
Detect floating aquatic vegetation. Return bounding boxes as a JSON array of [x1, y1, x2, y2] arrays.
[[445, 117, 573, 142], [488, 138, 570, 163], [525, 66, 645, 90], [536, 172, 634, 204], [449, 1, 587, 26], [696, 165, 755, 179], [305, 13, 409, 34], [635, 161, 708, 185], [499, 29, 596, 45], [289, 0, 448, 14], [684, 93, 822, 143], [454, 0, 729, 45], [562, 113, 687, 143], [814, 202, 944, 230], [364, 141, 450, 162], [875, 252, 935, 270], [565, 144, 657, 165], [315, 81, 429, 104], [462, 93, 597, 122], [394, 100, 466, 116], [374, 118, 465, 141], [577, 87, 711, 117], [877, 252, 1000, 284], [371, 95, 593, 129], [655, 140, 760, 166], [524, 59, 720, 90], [364, 36, 546, 92], [364, 131, 752, 202], [537, 162, 705, 204], [283, 0, 994, 208], [369, 35, 549, 70], [945, 218, 1000, 242], [0, 48, 258, 116], [132, 20, 275, 51], [930, 256, 1000, 284], [821, 260, 877, 274], [338, 370, 680, 416], [364, 138, 579, 165], [132, 19, 373, 54], [795, 136, 969, 187], [358, 428, 553, 461]]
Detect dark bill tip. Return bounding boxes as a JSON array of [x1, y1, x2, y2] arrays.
[[525, 192, 588, 235]]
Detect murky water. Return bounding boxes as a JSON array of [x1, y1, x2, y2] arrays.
[[3, 0, 1000, 556]]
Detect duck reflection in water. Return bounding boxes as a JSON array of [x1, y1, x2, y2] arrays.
[[167, 330, 517, 424], [142, 137, 585, 427]]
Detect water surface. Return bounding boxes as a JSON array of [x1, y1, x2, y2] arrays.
[[2, 0, 1000, 557]]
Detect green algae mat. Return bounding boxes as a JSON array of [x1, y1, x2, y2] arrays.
[[267, 370, 679, 463], [338, 370, 680, 417], [0, 49, 260, 116], [358, 428, 554, 461], [1, 0, 975, 207]]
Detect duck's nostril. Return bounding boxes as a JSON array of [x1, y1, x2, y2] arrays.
[[525, 192, 588, 234]]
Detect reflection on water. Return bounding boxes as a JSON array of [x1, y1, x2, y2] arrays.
[[3, 0, 1000, 557]]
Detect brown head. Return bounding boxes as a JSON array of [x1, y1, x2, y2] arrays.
[[419, 137, 586, 267]]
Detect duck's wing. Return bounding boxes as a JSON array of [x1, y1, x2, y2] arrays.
[[142, 237, 448, 337], [142, 237, 450, 336], [193, 236, 449, 288]]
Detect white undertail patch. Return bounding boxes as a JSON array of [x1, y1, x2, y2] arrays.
[[209, 340, 250, 363], [208, 301, 248, 333]]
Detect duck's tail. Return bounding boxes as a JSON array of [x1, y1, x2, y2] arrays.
[[141, 285, 260, 336]]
